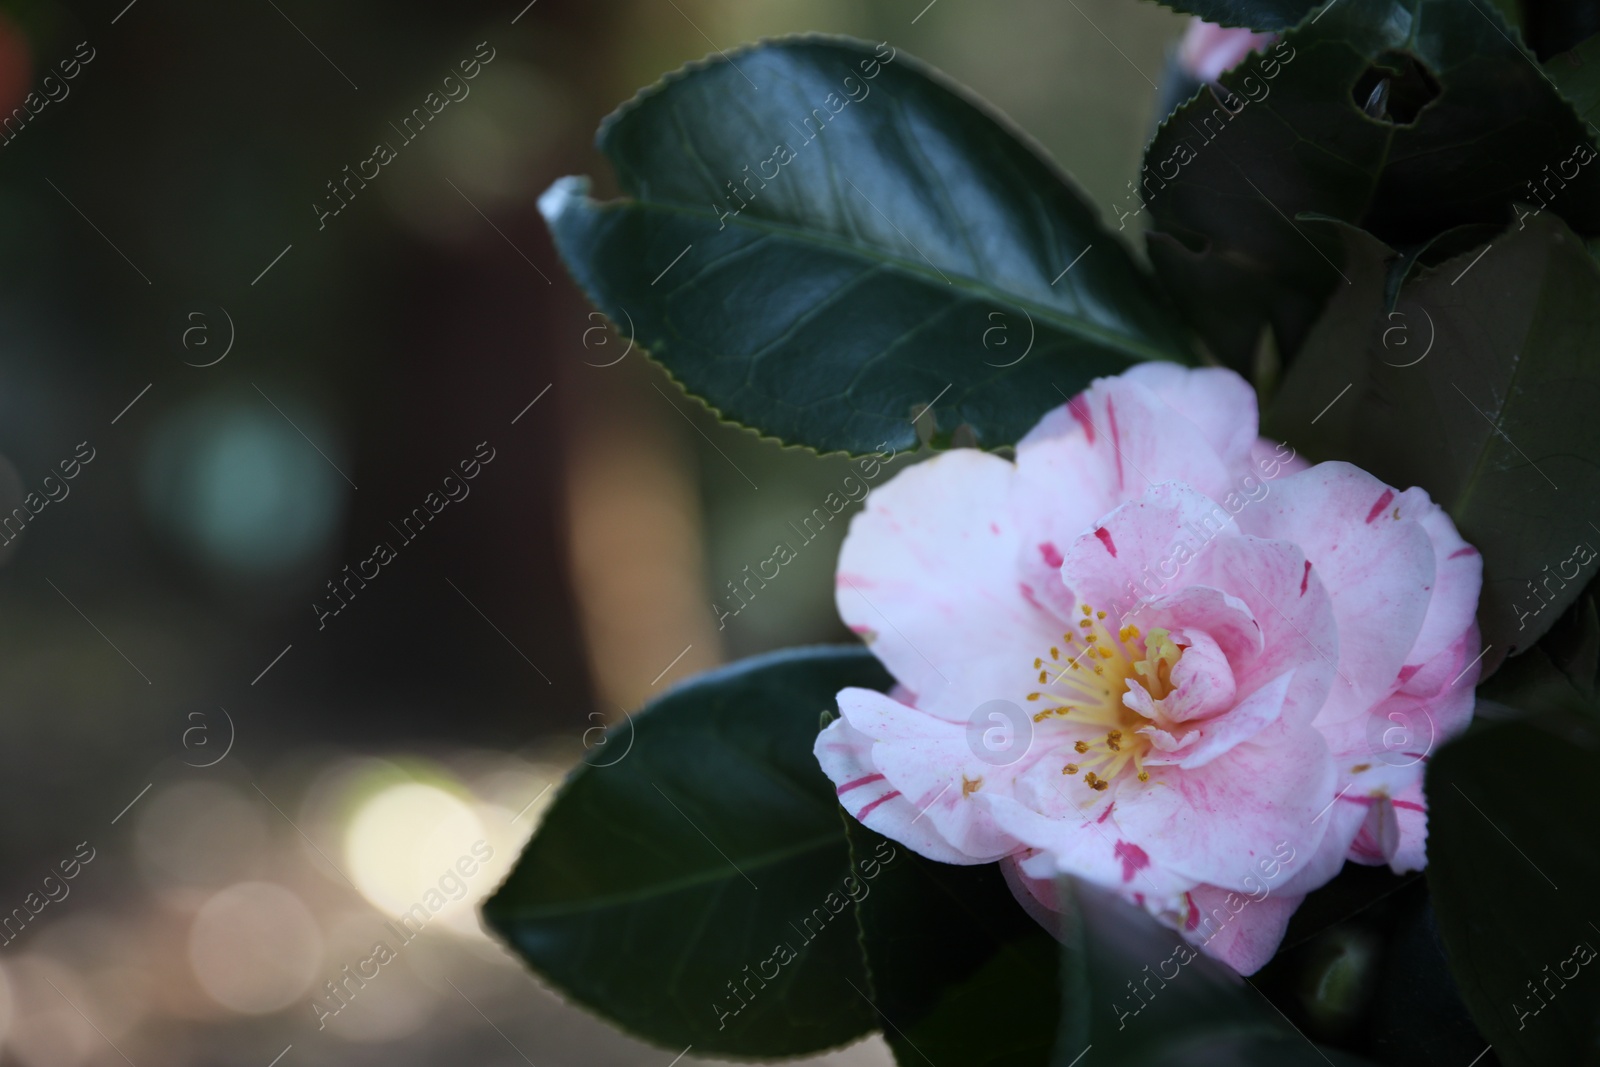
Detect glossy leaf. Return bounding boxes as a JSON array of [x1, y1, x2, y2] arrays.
[[1427, 719, 1600, 1067], [1052, 878, 1374, 1065], [1367, 890, 1494, 1067], [1279, 863, 1420, 953], [1265, 214, 1600, 658], [482, 646, 891, 1057], [1142, 0, 1600, 371], [844, 822, 1061, 1066], [541, 36, 1196, 456]]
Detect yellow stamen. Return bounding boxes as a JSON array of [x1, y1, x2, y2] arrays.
[[1022, 601, 1188, 793]]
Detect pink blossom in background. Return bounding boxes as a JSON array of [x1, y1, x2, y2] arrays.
[[816, 365, 1482, 974], [1178, 18, 1276, 83]]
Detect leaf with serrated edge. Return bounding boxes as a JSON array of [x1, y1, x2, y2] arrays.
[[482, 646, 891, 1057], [1143, 0, 1600, 371], [1266, 213, 1600, 659], [541, 35, 1195, 457]]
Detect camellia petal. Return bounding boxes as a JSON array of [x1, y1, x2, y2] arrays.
[[1236, 462, 1437, 726], [815, 366, 1482, 975], [833, 448, 1066, 722], [815, 706, 975, 866]]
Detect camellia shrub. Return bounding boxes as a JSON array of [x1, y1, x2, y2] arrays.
[[484, 2, 1600, 1065]]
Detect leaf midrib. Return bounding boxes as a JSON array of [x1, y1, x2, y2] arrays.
[[596, 194, 1188, 366], [1444, 240, 1548, 522], [494, 828, 844, 920]]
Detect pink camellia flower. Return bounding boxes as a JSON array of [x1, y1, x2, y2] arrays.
[[816, 365, 1482, 974], [1177, 18, 1275, 83]]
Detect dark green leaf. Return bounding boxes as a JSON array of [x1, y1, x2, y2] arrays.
[[482, 646, 891, 1057], [1052, 878, 1374, 1065], [1368, 890, 1494, 1067], [1526, 1, 1600, 59], [1279, 863, 1420, 952], [1427, 719, 1600, 1067], [1265, 214, 1600, 658], [1547, 32, 1600, 124], [1476, 578, 1600, 716], [1142, 0, 1317, 31], [1536, 578, 1600, 700], [844, 821, 1060, 1066], [1143, 0, 1600, 371], [542, 36, 1196, 456]]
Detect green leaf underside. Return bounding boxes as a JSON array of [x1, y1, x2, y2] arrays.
[[482, 646, 892, 1057], [1266, 215, 1600, 657], [543, 36, 1195, 456], [1054, 878, 1375, 1065], [1427, 720, 1600, 1067], [844, 821, 1061, 1066], [1143, 0, 1600, 371]]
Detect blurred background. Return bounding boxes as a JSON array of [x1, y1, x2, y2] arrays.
[[0, 0, 1185, 1062]]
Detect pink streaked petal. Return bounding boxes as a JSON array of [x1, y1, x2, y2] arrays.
[[855, 790, 901, 820], [1144, 585, 1265, 671], [1184, 883, 1304, 975], [836, 772, 886, 796], [1318, 630, 1477, 800], [1012, 408, 1121, 621], [1236, 462, 1436, 726], [1115, 715, 1336, 891], [983, 792, 1195, 904], [1386, 780, 1430, 873], [837, 448, 1068, 720], [1162, 628, 1238, 723], [1173, 669, 1293, 769], [836, 687, 1030, 862], [1276, 795, 1369, 897], [1181, 534, 1338, 729], [1397, 485, 1483, 677], [813, 712, 974, 865], [1120, 363, 1260, 471], [1059, 374, 1240, 505], [1058, 482, 1241, 616]]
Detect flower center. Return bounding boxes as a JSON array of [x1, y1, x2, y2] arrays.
[[1025, 603, 1185, 792]]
